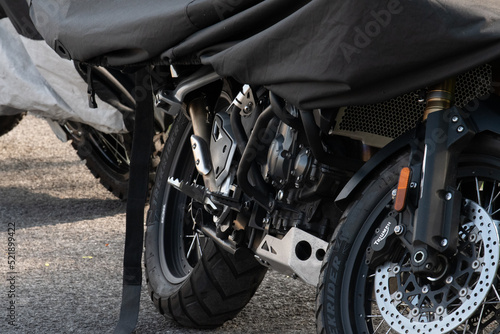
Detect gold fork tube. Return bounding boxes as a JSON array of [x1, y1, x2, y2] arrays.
[[423, 78, 456, 120]]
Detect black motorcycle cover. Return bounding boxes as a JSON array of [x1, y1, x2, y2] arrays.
[[30, 0, 500, 109]]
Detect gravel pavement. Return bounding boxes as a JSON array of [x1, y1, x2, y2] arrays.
[[0, 115, 316, 333]]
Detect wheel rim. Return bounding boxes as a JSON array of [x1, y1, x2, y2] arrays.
[[86, 128, 130, 174], [374, 200, 498, 333], [158, 123, 209, 285], [347, 169, 500, 333], [65, 121, 130, 174], [157, 90, 234, 285]]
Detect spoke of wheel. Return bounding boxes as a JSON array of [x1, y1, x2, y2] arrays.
[[487, 182, 497, 213], [372, 319, 384, 333], [492, 286, 500, 302], [474, 304, 485, 334], [196, 233, 203, 258], [475, 177, 481, 207], [186, 234, 197, 259], [492, 207, 500, 217], [462, 319, 468, 334], [98, 133, 129, 164], [484, 300, 500, 304]]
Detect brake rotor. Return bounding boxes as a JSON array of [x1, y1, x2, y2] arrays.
[[374, 199, 500, 333]]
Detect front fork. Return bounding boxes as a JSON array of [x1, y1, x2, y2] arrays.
[[408, 79, 475, 276]]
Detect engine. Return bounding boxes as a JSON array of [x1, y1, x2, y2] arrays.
[[263, 120, 317, 199]]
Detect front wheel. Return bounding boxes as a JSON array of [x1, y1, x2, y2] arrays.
[[145, 113, 267, 329], [317, 134, 500, 334]]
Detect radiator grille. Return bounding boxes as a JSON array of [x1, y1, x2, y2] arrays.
[[334, 65, 492, 147]]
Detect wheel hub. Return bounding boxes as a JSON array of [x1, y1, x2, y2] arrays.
[[374, 200, 500, 333]]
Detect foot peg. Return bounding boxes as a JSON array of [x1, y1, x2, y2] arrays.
[[168, 177, 241, 215]]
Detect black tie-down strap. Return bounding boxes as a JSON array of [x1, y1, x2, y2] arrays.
[[114, 67, 154, 334]]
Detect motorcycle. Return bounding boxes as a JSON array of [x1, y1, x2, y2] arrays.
[[142, 64, 500, 334], [0, 55, 168, 200], [30, 1, 500, 333], [51, 62, 170, 200]]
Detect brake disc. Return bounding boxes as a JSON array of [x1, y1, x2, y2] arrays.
[[374, 199, 500, 333]]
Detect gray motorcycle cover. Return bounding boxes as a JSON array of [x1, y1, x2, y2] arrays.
[[0, 16, 127, 133], [30, 0, 500, 109]]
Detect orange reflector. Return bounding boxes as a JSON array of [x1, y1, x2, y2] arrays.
[[394, 167, 411, 212]]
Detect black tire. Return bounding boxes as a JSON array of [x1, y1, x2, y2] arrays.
[[145, 112, 267, 329], [317, 134, 500, 334], [65, 121, 167, 200], [0, 113, 25, 137], [65, 122, 132, 200]]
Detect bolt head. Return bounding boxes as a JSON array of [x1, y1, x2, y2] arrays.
[[413, 250, 426, 264], [277, 190, 284, 201], [446, 276, 453, 284], [394, 225, 404, 235], [445, 192, 453, 201], [451, 115, 459, 123], [457, 125, 465, 133], [440, 238, 448, 247]]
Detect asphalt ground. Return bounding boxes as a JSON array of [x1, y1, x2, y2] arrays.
[[0, 115, 316, 333]]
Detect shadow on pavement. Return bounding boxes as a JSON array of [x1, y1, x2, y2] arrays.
[[0, 186, 126, 228]]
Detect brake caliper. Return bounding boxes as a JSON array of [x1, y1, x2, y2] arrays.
[[365, 211, 402, 268]]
